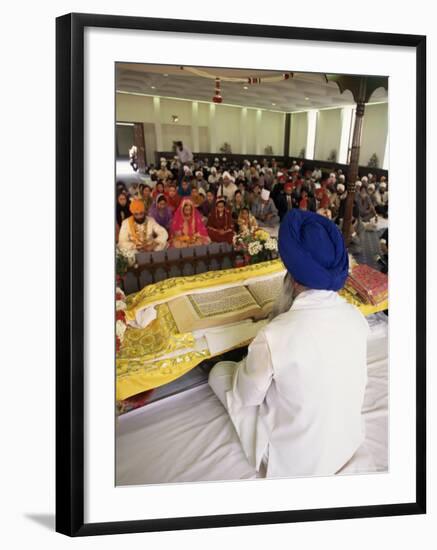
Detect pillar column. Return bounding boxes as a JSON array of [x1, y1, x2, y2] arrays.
[[133, 123, 146, 172], [208, 103, 217, 153], [306, 110, 317, 160], [338, 106, 354, 164], [191, 101, 200, 153], [382, 133, 389, 170], [283, 113, 291, 158], [343, 101, 366, 244], [255, 110, 263, 155], [153, 96, 163, 153], [240, 108, 248, 155]]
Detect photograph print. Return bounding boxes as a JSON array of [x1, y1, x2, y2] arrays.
[[114, 63, 389, 486]]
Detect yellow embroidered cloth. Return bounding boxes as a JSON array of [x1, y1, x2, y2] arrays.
[[117, 260, 388, 400]]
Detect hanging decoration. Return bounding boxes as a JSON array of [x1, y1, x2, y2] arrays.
[[212, 77, 223, 103], [181, 66, 293, 84]]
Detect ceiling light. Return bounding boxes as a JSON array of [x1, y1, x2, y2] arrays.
[[305, 97, 309, 100], [151, 85, 156, 89], [271, 102, 276, 106], [172, 115, 179, 123], [243, 86, 248, 90], [163, 73, 168, 77]]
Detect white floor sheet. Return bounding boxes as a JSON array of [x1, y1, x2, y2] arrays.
[[116, 313, 388, 486]]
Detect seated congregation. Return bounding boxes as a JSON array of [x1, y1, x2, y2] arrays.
[[115, 156, 389, 260]]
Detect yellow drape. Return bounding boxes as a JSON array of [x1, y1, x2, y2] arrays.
[[117, 260, 388, 401]]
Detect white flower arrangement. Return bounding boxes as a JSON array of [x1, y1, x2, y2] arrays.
[[264, 238, 278, 251], [248, 241, 263, 256], [119, 248, 137, 266]]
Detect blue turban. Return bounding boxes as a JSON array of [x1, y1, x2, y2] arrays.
[[278, 209, 349, 291]]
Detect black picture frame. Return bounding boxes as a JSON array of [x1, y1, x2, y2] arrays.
[[56, 12, 426, 537]]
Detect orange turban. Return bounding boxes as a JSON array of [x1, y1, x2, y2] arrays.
[[129, 199, 145, 214]]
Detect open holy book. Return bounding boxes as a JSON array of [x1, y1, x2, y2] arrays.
[[167, 276, 283, 333]]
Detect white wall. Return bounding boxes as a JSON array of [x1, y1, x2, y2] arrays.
[[161, 124, 193, 150], [245, 108, 257, 154], [289, 112, 308, 156], [116, 93, 154, 121], [116, 92, 286, 155], [262, 110, 286, 155], [314, 108, 342, 161], [214, 103, 241, 153], [360, 102, 388, 168], [116, 93, 387, 163]]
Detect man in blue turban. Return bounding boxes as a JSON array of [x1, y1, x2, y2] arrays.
[[209, 210, 370, 479], [278, 209, 349, 291]]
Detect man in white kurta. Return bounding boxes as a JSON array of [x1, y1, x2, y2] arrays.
[[209, 209, 369, 478], [217, 172, 238, 202]]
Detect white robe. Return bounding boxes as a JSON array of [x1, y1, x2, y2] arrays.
[[217, 182, 238, 202], [118, 216, 168, 251], [208, 289, 370, 478]]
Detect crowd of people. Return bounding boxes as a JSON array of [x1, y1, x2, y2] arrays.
[[116, 148, 389, 254]]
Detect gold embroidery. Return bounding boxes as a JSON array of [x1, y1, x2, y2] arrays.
[[128, 216, 150, 248], [125, 259, 285, 320]]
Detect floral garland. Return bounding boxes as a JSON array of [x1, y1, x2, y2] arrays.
[[115, 286, 127, 353], [116, 246, 137, 284]]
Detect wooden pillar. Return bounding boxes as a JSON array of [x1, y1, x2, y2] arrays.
[[342, 101, 365, 245], [283, 113, 291, 158], [325, 73, 388, 246], [133, 123, 146, 172]]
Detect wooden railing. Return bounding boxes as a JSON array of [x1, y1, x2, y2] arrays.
[[121, 242, 277, 294], [121, 243, 278, 295]]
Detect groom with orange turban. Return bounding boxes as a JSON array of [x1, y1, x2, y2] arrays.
[[209, 209, 369, 479], [118, 198, 168, 251]]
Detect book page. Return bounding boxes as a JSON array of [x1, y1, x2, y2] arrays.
[[247, 276, 283, 308], [204, 319, 269, 356], [188, 286, 259, 319]]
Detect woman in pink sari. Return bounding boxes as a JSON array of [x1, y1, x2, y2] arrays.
[[169, 198, 211, 248]]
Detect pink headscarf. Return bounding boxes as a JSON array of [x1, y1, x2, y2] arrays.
[[170, 198, 209, 238]]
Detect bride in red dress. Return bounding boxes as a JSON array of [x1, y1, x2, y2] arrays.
[[169, 198, 211, 248], [206, 197, 235, 244]]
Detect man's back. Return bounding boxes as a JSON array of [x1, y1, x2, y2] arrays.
[[262, 289, 369, 477]]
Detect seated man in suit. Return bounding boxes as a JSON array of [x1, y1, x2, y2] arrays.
[[251, 189, 280, 227], [276, 182, 294, 221]]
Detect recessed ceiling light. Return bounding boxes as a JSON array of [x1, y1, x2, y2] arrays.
[[163, 73, 168, 77], [151, 85, 156, 89], [271, 102, 276, 106], [243, 86, 248, 90], [305, 97, 309, 100]]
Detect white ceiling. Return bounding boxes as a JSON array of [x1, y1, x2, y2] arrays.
[[116, 63, 388, 112]]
